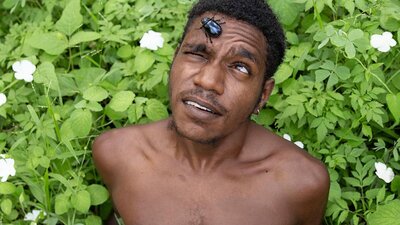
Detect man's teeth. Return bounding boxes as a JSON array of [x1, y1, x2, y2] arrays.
[[186, 101, 213, 113]]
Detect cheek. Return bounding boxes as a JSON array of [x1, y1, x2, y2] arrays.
[[225, 83, 260, 115]]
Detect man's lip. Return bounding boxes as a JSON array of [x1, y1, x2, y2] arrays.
[[182, 97, 223, 115]]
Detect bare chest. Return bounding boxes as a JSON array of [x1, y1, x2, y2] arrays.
[[111, 166, 296, 225]]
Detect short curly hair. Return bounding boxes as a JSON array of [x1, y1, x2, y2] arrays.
[[180, 0, 286, 80]]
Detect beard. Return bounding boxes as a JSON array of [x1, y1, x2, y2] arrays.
[[168, 118, 223, 146]]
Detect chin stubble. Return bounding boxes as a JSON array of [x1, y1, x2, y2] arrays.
[[168, 119, 219, 146]]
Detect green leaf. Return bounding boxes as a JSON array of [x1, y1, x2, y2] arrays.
[[330, 35, 347, 47], [109, 91, 135, 112], [83, 86, 109, 102], [27, 105, 40, 126], [73, 67, 107, 91], [85, 215, 102, 225], [268, 0, 303, 25], [344, 1, 355, 15], [70, 109, 92, 137], [87, 101, 103, 112], [134, 50, 156, 74], [315, 69, 331, 83], [0, 182, 16, 195], [327, 74, 339, 89], [69, 31, 101, 46], [280, 105, 297, 118], [145, 99, 169, 121], [342, 191, 361, 201], [335, 66, 351, 80], [328, 182, 342, 201], [35, 62, 60, 91], [368, 200, 400, 225], [391, 176, 400, 193], [87, 184, 109, 205], [55, 193, 70, 215], [386, 93, 400, 123], [316, 122, 328, 142], [60, 109, 92, 140], [28, 32, 68, 55], [71, 190, 91, 213], [252, 109, 276, 126], [143, 63, 169, 91], [274, 64, 293, 84], [1, 199, 12, 215], [127, 104, 144, 123], [117, 45, 133, 59], [345, 41, 356, 58], [376, 186, 386, 203], [2, 0, 16, 9], [55, 0, 83, 36], [348, 29, 364, 41], [343, 177, 361, 187]]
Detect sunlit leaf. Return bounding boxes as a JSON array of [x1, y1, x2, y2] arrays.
[[69, 31, 101, 46], [386, 93, 400, 123], [55, 0, 83, 36], [368, 200, 400, 225], [145, 99, 168, 121], [109, 91, 135, 112], [71, 190, 91, 213], [28, 32, 68, 55]]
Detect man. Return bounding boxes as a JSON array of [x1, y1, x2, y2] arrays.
[[92, 0, 330, 224]]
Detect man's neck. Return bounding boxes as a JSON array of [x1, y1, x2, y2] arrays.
[[172, 121, 251, 173]]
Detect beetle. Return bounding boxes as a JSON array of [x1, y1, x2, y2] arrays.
[[199, 16, 225, 43]]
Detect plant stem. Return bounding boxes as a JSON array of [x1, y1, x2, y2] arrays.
[[354, 57, 393, 94], [1, 80, 19, 92]]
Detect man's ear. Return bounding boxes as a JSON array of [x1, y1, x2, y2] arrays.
[[253, 78, 274, 113]]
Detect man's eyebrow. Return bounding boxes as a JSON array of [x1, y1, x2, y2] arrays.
[[235, 47, 257, 63], [182, 43, 208, 53]]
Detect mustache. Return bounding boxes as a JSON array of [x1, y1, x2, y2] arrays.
[[180, 87, 228, 114]]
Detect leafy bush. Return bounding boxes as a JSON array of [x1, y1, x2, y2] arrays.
[[0, 0, 399, 224]]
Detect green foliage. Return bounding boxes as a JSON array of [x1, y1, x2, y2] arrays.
[[0, 0, 189, 223], [260, 0, 400, 224], [0, 0, 399, 224]]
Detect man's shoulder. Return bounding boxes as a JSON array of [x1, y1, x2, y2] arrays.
[[249, 126, 329, 223], [93, 119, 169, 151], [91, 119, 170, 164], [248, 123, 329, 198], [91, 119, 171, 184], [268, 135, 329, 193]]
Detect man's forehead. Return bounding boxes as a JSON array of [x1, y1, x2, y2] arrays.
[[183, 13, 267, 60], [187, 13, 265, 42]]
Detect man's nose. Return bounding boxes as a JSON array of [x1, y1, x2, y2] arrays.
[[193, 63, 225, 95]]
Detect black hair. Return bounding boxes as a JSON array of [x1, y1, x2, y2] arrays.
[[181, 0, 286, 79]]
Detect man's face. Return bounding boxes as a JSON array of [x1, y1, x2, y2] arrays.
[[169, 13, 273, 144]]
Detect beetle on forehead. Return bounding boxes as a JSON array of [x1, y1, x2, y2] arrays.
[[199, 16, 225, 43]]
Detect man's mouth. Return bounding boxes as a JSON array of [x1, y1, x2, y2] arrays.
[[183, 98, 223, 116], [185, 100, 215, 114]]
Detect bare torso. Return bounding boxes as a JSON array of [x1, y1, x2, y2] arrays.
[[93, 119, 329, 225]]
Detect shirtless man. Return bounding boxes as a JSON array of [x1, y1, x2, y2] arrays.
[[92, 0, 330, 224]]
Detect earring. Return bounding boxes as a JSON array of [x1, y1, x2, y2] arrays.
[[256, 109, 260, 114]]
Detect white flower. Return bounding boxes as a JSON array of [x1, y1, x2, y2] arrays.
[[370, 32, 397, 52], [140, 30, 164, 51], [12, 59, 36, 82], [24, 209, 45, 222], [283, 134, 291, 141], [375, 162, 395, 183], [282, 134, 304, 149], [294, 141, 304, 149], [0, 155, 16, 182], [0, 93, 6, 107]]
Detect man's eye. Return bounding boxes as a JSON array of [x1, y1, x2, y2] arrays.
[[234, 63, 250, 75], [184, 51, 205, 58]]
